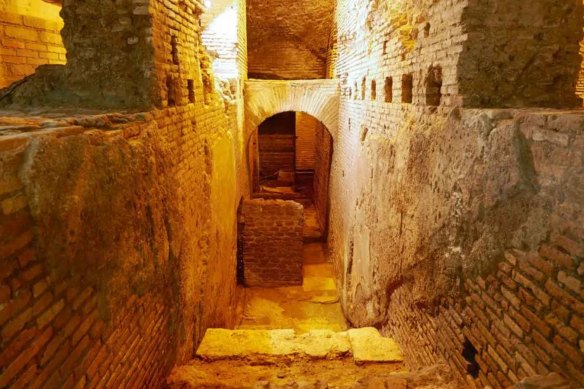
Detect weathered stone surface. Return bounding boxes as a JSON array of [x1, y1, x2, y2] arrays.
[[348, 327, 403, 363], [196, 328, 351, 361]]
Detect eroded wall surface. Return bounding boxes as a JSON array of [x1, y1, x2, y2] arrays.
[[328, 0, 584, 386], [0, 1, 65, 88]]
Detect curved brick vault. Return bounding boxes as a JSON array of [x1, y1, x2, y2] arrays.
[[244, 79, 340, 140]]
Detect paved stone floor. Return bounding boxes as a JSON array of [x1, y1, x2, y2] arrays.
[[238, 243, 346, 332], [167, 243, 458, 388]]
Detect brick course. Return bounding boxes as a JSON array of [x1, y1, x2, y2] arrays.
[[0, 11, 65, 88]]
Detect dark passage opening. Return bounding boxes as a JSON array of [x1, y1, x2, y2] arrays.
[[462, 338, 479, 378]]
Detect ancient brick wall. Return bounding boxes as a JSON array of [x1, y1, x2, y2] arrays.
[[328, 0, 584, 387], [0, 98, 244, 387], [0, 0, 248, 387], [246, 0, 335, 80], [241, 199, 304, 287], [0, 9, 65, 89], [295, 113, 318, 171], [458, 0, 583, 108], [313, 123, 333, 236]]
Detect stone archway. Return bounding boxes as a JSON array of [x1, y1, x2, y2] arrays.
[[244, 79, 340, 142]]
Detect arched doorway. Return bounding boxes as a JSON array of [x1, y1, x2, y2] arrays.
[[248, 111, 334, 241]]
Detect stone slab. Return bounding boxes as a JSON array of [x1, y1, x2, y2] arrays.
[[348, 327, 404, 364], [196, 328, 351, 361]]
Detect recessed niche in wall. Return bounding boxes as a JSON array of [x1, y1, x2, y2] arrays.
[[383, 41, 388, 55], [462, 338, 479, 379], [166, 75, 176, 107], [385, 77, 393, 103], [354, 82, 358, 100], [361, 77, 366, 100], [171, 36, 179, 65], [360, 127, 368, 143], [187, 79, 195, 103], [402, 74, 413, 104], [426, 65, 443, 107], [371, 80, 377, 100], [424, 23, 431, 38]]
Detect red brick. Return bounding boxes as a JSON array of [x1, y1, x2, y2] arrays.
[[63, 313, 82, 338], [557, 325, 579, 344], [2, 38, 25, 49], [59, 335, 91, 381], [16, 248, 36, 269], [10, 362, 37, 389], [545, 279, 584, 316], [4, 26, 38, 41], [557, 271, 581, 295], [526, 254, 554, 276], [40, 333, 67, 367], [0, 257, 16, 281], [1, 307, 32, 341], [539, 244, 575, 270], [0, 326, 52, 387], [36, 299, 65, 328], [570, 315, 584, 336], [520, 305, 552, 337], [518, 258, 545, 282], [30, 339, 71, 388], [0, 327, 37, 367], [553, 335, 583, 366], [72, 309, 98, 346], [21, 263, 43, 282], [514, 271, 550, 307], [503, 313, 524, 338], [533, 330, 564, 363], [553, 234, 583, 257], [0, 284, 11, 303], [0, 12, 23, 25], [31, 291, 53, 317], [0, 230, 33, 260], [0, 290, 32, 326], [71, 287, 93, 310]]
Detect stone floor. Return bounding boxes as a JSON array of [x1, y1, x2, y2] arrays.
[[166, 243, 457, 388], [238, 243, 345, 332]]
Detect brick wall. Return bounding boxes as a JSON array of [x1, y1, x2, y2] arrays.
[[0, 11, 65, 88], [0, 0, 249, 386], [328, 0, 584, 386], [313, 123, 333, 235], [0, 99, 246, 388], [295, 113, 318, 171], [241, 199, 304, 287], [246, 0, 335, 80]]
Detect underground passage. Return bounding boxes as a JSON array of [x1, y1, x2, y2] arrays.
[[0, 0, 583, 388]]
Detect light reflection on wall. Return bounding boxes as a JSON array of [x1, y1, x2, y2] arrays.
[[201, 1, 239, 79]]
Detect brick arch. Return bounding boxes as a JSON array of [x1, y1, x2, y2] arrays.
[[244, 79, 340, 141]]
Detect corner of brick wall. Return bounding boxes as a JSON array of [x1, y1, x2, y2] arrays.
[[0, 11, 66, 89], [242, 199, 304, 287]]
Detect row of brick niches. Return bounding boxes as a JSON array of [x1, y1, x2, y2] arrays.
[[241, 199, 304, 287]]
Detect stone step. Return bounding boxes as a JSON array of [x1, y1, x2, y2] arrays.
[[195, 327, 404, 364]]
